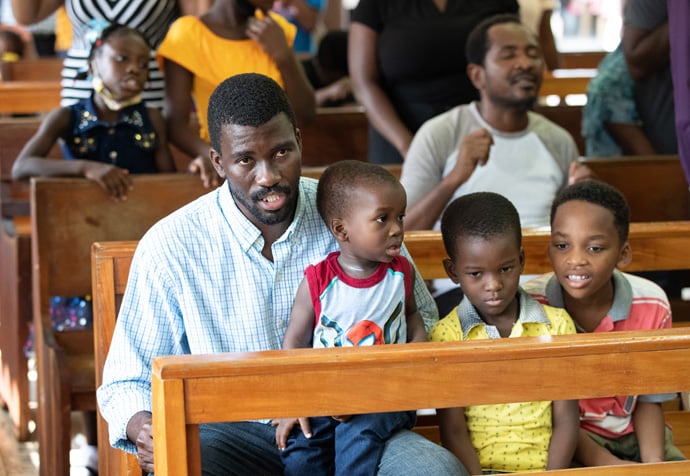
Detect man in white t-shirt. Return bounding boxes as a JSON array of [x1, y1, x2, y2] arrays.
[[400, 13, 592, 313]]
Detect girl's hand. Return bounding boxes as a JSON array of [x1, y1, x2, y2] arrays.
[[83, 162, 133, 200], [188, 156, 220, 188], [272, 417, 312, 450], [246, 15, 291, 64]]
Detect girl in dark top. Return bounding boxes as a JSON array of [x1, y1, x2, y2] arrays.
[[12, 22, 175, 201], [349, 0, 519, 164]]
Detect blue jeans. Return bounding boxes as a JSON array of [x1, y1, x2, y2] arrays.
[[198, 420, 468, 476], [281, 411, 416, 476]]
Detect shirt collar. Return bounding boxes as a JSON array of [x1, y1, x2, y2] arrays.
[[76, 94, 145, 132], [544, 269, 632, 330], [456, 287, 551, 339], [217, 178, 310, 254]]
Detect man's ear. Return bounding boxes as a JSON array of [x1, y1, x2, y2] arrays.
[[331, 218, 347, 242], [467, 63, 485, 91], [616, 241, 632, 269], [518, 246, 525, 274], [443, 258, 460, 284], [208, 148, 227, 178], [295, 127, 302, 152]]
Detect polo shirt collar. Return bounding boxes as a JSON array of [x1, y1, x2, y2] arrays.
[[543, 269, 633, 330], [457, 287, 551, 339]]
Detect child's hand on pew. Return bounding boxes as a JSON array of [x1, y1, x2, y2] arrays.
[[188, 155, 221, 188], [273, 417, 313, 450], [83, 162, 133, 201]]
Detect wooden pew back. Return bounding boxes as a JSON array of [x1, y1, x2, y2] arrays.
[[0, 58, 63, 82], [0, 81, 61, 114], [151, 329, 690, 476], [32, 174, 208, 476], [298, 106, 368, 166], [92, 221, 690, 475], [580, 155, 690, 222]]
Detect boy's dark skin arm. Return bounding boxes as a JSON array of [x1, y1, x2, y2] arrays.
[[546, 399, 579, 469], [437, 406, 482, 475], [12, 106, 133, 200], [633, 400, 666, 463], [605, 123, 656, 155], [406, 273, 428, 342]]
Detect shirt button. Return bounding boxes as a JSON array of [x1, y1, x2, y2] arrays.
[[278, 319, 286, 327], [109, 151, 118, 160], [108, 128, 116, 135]]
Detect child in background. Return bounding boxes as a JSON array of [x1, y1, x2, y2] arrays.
[[523, 180, 686, 465], [12, 22, 175, 201], [157, 0, 315, 186], [301, 29, 354, 107], [277, 160, 425, 475], [430, 192, 578, 474]]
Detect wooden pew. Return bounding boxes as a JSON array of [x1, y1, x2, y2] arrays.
[[580, 155, 690, 222], [534, 104, 584, 155], [298, 105, 368, 166], [91, 221, 690, 475], [150, 328, 690, 476], [0, 58, 63, 82], [31, 175, 209, 476], [540, 69, 595, 100], [0, 81, 61, 114], [559, 51, 606, 70]]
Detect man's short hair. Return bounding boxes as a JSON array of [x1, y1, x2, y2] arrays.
[[207, 73, 297, 152], [550, 180, 630, 243], [465, 13, 523, 66], [441, 192, 522, 260], [317, 160, 401, 224]]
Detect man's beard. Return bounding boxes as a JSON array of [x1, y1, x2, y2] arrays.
[[228, 182, 296, 226]]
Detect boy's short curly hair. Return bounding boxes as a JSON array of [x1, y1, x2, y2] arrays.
[[207, 73, 297, 153], [316, 160, 402, 224], [465, 13, 523, 66], [550, 180, 630, 243], [441, 192, 522, 260]]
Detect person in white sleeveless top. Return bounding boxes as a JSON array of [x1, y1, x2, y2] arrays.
[[10, 0, 211, 107]]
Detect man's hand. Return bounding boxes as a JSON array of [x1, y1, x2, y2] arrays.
[[188, 155, 221, 188], [83, 162, 133, 201], [567, 161, 595, 185], [272, 417, 312, 450], [448, 128, 493, 186], [126, 411, 154, 473]]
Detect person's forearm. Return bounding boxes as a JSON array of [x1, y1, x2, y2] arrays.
[[546, 400, 579, 469], [287, 0, 319, 31], [633, 401, 666, 463], [12, 157, 90, 180], [10, 0, 62, 25], [166, 118, 210, 160], [404, 176, 464, 230], [352, 81, 412, 157], [276, 54, 316, 125], [623, 23, 670, 79]]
